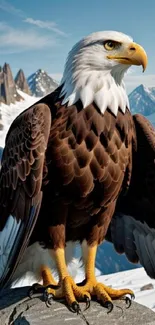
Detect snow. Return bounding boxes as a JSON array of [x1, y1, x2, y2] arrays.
[[98, 268, 155, 312], [0, 90, 40, 148]]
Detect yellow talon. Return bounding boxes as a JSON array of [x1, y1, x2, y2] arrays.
[[35, 244, 134, 312]]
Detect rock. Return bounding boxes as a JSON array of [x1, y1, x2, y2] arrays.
[[140, 283, 154, 291], [15, 69, 32, 95], [0, 63, 23, 105], [0, 287, 155, 325]]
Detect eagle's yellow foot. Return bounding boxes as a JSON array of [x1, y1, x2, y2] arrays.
[[44, 275, 91, 312], [28, 265, 58, 300], [92, 281, 134, 311], [76, 278, 134, 313], [44, 276, 134, 313]]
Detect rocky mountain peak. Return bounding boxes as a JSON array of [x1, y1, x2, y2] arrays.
[[15, 69, 31, 95], [129, 84, 155, 116], [0, 63, 23, 105], [27, 69, 58, 97]]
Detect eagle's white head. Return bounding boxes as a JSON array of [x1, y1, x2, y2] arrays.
[[60, 31, 147, 116]]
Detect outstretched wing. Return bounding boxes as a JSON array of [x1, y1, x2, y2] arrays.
[[106, 114, 155, 278], [0, 103, 51, 288]]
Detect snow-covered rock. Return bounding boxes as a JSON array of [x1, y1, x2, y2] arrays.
[[129, 84, 155, 116], [27, 69, 58, 97]]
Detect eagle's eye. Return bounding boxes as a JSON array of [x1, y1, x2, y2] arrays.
[[104, 40, 120, 51]]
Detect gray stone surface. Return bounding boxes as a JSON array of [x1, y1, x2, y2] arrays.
[[0, 287, 155, 325]]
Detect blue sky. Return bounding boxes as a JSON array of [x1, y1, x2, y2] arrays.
[[0, 0, 155, 93]]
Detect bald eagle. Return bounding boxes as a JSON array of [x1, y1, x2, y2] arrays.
[[0, 30, 151, 313]]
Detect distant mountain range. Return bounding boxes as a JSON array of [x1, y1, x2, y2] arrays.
[[129, 84, 155, 116], [0, 63, 58, 105]]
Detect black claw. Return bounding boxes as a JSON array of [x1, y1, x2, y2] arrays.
[[123, 294, 134, 309], [84, 295, 91, 311], [70, 301, 90, 325], [103, 301, 114, 314], [70, 301, 81, 314], [28, 283, 43, 299], [125, 296, 132, 309], [45, 295, 54, 308], [43, 289, 54, 307]]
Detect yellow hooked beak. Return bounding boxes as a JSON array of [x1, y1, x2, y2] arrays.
[[107, 42, 148, 72]]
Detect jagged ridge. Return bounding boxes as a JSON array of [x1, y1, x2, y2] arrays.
[[27, 69, 58, 97], [15, 69, 31, 96], [129, 84, 155, 116], [0, 63, 23, 105]]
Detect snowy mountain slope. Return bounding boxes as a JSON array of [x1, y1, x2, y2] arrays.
[[27, 69, 58, 97], [0, 90, 40, 147], [129, 85, 155, 116]]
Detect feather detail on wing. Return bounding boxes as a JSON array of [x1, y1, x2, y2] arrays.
[[106, 114, 155, 278], [0, 103, 51, 288]]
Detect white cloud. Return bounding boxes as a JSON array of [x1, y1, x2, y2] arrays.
[[0, 0, 24, 17], [0, 1, 66, 39], [0, 22, 56, 53], [0, 1, 66, 38], [24, 18, 66, 36]]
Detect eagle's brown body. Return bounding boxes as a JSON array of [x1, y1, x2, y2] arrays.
[[29, 87, 134, 248]]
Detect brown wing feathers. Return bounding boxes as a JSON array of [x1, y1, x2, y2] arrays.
[[107, 114, 155, 278], [0, 103, 51, 287]]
